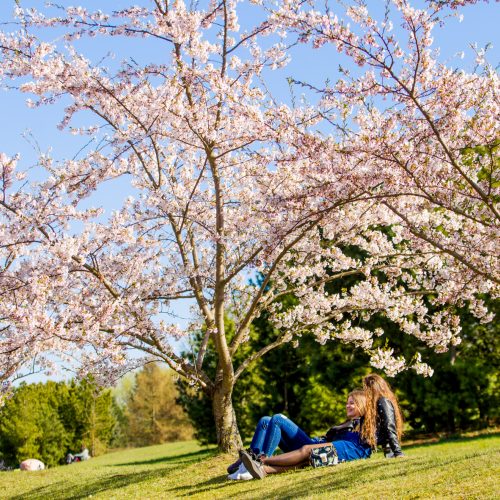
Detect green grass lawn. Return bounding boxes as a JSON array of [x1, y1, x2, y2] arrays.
[[1, 433, 499, 499]]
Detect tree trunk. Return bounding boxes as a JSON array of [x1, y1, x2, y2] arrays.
[[212, 384, 242, 453]]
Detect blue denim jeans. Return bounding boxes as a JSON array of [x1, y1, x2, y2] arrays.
[[250, 414, 322, 456]]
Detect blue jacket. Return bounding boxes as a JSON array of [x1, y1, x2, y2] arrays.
[[331, 429, 372, 462]]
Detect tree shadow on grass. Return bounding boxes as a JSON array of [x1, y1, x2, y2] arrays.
[[9, 451, 215, 500], [178, 473, 263, 497], [167, 443, 499, 500], [162, 473, 241, 497], [113, 448, 215, 467], [261, 445, 499, 500], [165, 462, 394, 499], [13, 467, 241, 500], [160, 463, 392, 498], [10, 434, 498, 499], [9, 467, 172, 500]]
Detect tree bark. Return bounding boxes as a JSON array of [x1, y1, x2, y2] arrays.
[[212, 383, 242, 453]]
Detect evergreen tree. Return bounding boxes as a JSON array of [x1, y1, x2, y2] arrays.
[[125, 364, 193, 446], [177, 297, 368, 444], [390, 300, 500, 433], [109, 373, 135, 448], [177, 316, 269, 445], [0, 383, 70, 467], [81, 382, 117, 456]]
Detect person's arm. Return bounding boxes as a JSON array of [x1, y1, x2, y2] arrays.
[[377, 398, 403, 457], [73, 448, 90, 460], [262, 443, 329, 468]]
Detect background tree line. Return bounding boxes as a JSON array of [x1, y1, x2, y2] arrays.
[[0, 379, 116, 467], [0, 365, 193, 467]]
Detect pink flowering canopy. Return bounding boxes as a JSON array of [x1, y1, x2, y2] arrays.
[[271, 0, 498, 283], [0, 0, 497, 416]]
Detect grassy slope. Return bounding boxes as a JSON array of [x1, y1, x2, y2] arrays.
[[1, 433, 499, 499]]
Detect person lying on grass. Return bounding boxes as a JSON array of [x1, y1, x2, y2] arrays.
[[228, 374, 404, 480], [231, 390, 368, 480]]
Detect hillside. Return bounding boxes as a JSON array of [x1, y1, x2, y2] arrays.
[[1, 433, 499, 499]]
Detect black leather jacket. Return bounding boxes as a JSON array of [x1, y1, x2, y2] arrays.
[[376, 397, 403, 456]]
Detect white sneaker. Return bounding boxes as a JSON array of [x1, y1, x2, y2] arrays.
[[227, 463, 254, 480]]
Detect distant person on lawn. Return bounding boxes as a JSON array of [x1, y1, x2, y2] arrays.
[[66, 445, 90, 464], [228, 373, 404, 480]]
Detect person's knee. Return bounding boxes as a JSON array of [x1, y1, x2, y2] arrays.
[[270, 413, 287, 425], [258, 416, 271, 429]]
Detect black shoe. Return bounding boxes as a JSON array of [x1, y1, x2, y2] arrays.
[[227, 458, 242, 474], [238, 448, 266, 461], [240, 450, 267, 480]]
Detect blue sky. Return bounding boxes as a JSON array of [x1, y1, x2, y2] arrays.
[[1, 1, 498, 146], [1, 1, 498, 165], [1, 0, 498, 383]]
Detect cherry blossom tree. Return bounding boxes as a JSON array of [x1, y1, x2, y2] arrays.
[[0, 0, 497, 450]]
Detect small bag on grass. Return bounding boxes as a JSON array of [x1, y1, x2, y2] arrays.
[[309, 444, 338, 468]]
